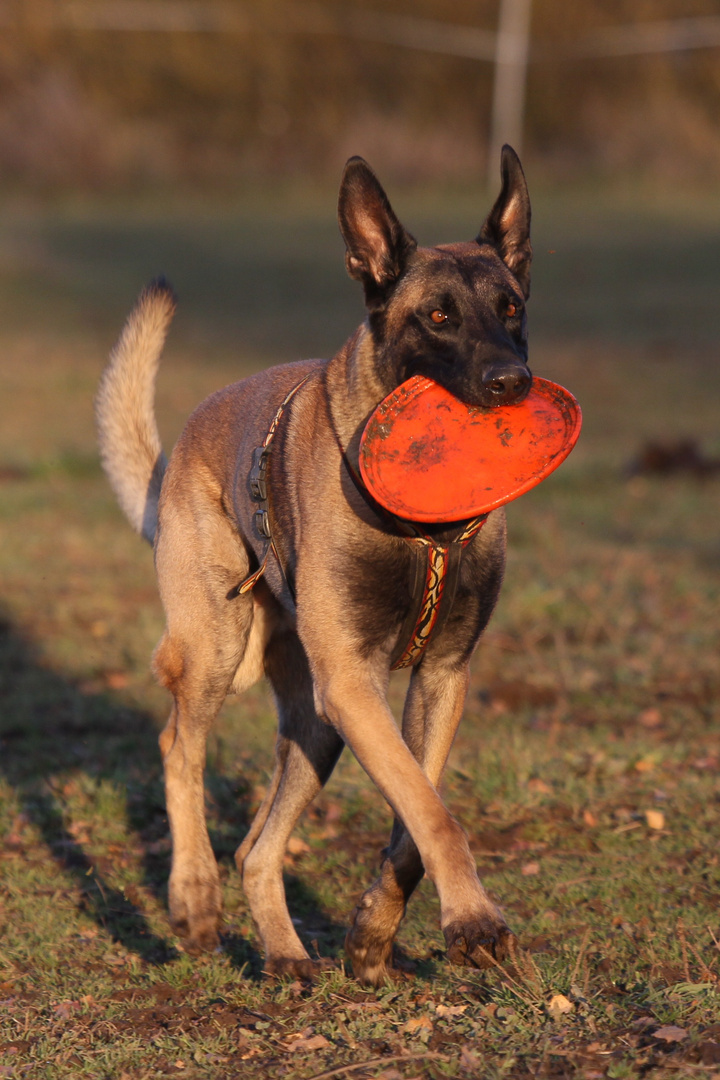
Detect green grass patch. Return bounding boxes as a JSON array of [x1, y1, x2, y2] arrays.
[[1, 192, 719, 1077]]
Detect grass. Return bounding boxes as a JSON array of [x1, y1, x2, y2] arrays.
[[1, 186, 719, 1078]]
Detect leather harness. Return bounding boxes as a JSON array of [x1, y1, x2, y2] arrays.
[[230, 375, 487, 670]]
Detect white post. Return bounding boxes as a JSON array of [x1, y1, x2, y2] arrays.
[[487, 0, 533, 185]]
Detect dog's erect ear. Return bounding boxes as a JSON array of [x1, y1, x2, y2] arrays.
[[478, 145, 532, 298], [338, 157, 417, 303]]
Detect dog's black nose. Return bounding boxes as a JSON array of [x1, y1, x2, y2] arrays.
[[481, 365, 531, 405]]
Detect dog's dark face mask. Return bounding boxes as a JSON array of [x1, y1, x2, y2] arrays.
[[338, 146, 532, 409]]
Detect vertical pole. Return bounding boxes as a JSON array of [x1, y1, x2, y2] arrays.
[[487, 0, 532, 185]]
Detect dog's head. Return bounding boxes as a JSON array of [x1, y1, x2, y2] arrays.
[[338, 146, 532, 408]]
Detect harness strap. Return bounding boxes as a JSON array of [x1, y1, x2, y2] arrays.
[[229, 375, 311, 598], [340, 450, 488, 669], [389, 517, 486, 670]]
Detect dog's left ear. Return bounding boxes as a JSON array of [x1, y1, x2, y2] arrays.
[[338, 157, 417, 305], [477, 145, 532, 299]]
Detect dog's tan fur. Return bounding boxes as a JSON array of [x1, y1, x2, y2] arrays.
[[97, 147, 534, 983]]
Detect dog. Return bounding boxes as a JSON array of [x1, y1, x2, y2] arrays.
[[96, 145, 533, 985]]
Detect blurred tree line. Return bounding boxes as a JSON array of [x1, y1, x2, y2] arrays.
[[0, 0, 719, 190]]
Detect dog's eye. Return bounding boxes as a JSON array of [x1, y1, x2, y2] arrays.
[[506, 303, 518, 318], [430, 310, 447, 325]]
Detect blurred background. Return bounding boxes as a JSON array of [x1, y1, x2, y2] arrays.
[[1, 0, 719, 460], [2, 0, 720, 190]]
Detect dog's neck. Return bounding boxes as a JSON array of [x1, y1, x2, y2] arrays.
[[325, 323, 389, 464]]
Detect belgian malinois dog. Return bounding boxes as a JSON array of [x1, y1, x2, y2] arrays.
[[96, 145, 533, 985]]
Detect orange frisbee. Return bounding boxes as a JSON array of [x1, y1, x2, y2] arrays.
[[359, 375, 582, 522]]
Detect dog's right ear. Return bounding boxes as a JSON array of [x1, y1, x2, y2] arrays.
[[338, 157, 417, 304]]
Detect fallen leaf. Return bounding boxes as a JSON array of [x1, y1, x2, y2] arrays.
[[284, 1032, 330, 1052], [521, 861, 541, 876], [286, 837, 310, 856], [645, 809, 665, 830], [403, 1016, 433, 1035], [583, 809, 598, 827], [528, 777, 553, 794], [105, 671, 129, 690], [68, 820, 91, 840], [435, 1003, 468, 1018], [547, 993, 574, 1020], [103, 951, 128, 967], [630, 1016, 657, 1031], [638, 707, 662, 728], [653, 1025, 688, 1043], [54, 1000, 82, 1020]]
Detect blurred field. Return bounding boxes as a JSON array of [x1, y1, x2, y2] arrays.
[[5, 0, 720, 188], [0, 186, 719, 1078]]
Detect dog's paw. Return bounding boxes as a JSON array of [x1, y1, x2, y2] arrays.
[[345, 893, 404, 986], [443, 918, 515, 970], [168, 880, 222, 954], [170, 912, 221, 955], [263, 956, 334, 981], [345, 925, 395, 986]]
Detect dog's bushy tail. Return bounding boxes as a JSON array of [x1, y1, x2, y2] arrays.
[[96, 278, 176, 545]]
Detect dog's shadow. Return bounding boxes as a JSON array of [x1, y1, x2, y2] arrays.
[[0, 611, 344, 976]]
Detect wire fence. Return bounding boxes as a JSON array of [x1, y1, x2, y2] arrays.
[[1, 1, 717, 183], [2, 1, 719, 59]]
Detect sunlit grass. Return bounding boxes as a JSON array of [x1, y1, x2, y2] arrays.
[[0, 192, 719, 1077]]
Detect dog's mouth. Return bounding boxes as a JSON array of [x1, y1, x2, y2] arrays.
[[402, 357, 533, 409]]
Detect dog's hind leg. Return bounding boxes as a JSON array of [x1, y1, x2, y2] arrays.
[[153, 497, 259, 954], [237, 627, 344, 978], [341, 659, 511, 984]]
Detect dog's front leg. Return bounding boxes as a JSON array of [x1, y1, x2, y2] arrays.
[[315, 665, 512, 982], [344, 661, 479, 982]]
